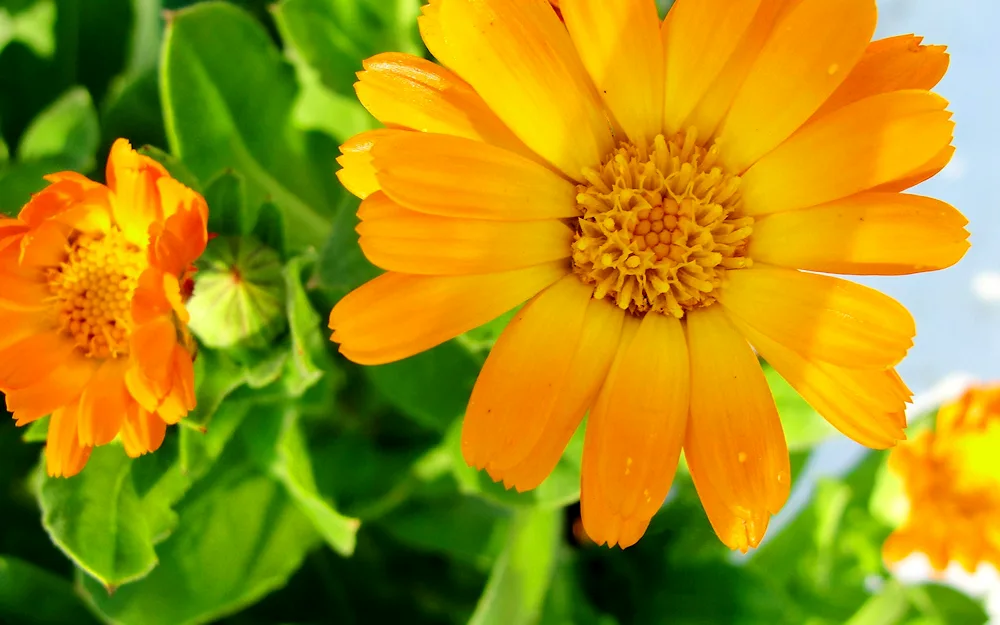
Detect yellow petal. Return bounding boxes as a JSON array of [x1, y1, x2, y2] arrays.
[[717, 0, 876, 173], [749, 192, 969, 275], [561, 0, 663, 143], [77, 358, 129, 447], [813, 35, 949, 120], [355, 52, 532, 158], [418, 0, 455, 68], [729, 315, 907, 449], [106, 138, 168, 246], [357, 192, 573, 275], [686, 449, 772, 552], [329, 262, 568, 365], [685, 305, 789, 548], [662, 0, 762, 135], [46, 400, 91, 478], [121, 404, 167, 458], [718, 264, 914, 368], [683, 0, 787, 138], [439, 0, 613, 179], [581, 313, 689, 549], [462, 276, 619, 488], [740, 90, 954, 215], [373, 132, 578, 221], [875, 144, 955, 193], [336, 129, 410, 200]]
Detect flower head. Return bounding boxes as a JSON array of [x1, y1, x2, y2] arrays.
[[0, 139, 208, 477], [883, 387, 1000, 573], [330, 0, 968, 549]]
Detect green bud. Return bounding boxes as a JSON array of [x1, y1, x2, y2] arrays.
[[187, 235, 286, 350]]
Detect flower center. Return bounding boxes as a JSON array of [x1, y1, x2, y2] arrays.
[[47, 228, 144, 358], [571, 129, 753, 318]]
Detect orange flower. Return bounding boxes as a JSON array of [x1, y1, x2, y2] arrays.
[[0, 139, 207, 477], [331, 0, 968, 549], [883, 387, 1000, 573]]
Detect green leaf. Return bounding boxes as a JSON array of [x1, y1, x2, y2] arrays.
[[203, 170, 249, 236], [377, 494, 509, 567], [869, 452, 909, 529], [0, 555, 100, 625], [21, 417, 48, 442], [80, 439, 320, 625], [316, 194, 379, 296], [763, 361, 837, 451], [468, 506, 562, 625], [179, 396, 252, 481], [283, 251, 328, 396], [252, 200, 286, 257], [35, 443, 190, 588], [447, 418, 584, 510], [0, 156, 70, 215], [0, 0, 57, 59], [100, 67, 168, 152], [16, 86, 99, 172], [273, 0, 424, 97], [845, 581, 910, 625], [907, 583, 989, 625], [187, 235, 287, 350], [242, 404, 360, 556], [161, 1, 342, 251], [364, 341, 480, 433], [137, 145, 202, 191], [186, 347, 251, 427]]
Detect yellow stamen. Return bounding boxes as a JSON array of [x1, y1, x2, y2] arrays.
[[571, 130, 753, 317], [46, 228, 144, 358]]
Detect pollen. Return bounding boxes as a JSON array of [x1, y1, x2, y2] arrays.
[[571, 129, 753, 318], [46, 228, 144, 358]]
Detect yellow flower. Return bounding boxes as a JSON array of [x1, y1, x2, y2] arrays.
[[0, 139, 208, 477], [883, 387, 1000, 573], [330, 0, 968, 549]]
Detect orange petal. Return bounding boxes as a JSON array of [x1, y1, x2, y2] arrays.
[[355, 53, 532, 159], [740, 90, 954, 215], [46, 400, 92, 478], [0, 307, 50, 352], [581, 312, 689, 549], [813, 35, 949, 119], [6, 354, 96, 426], [18, 219, 70, 267], [462, 276, 621, 487], [329, 262, 569, 365], [438, 0, 613, 179], [154, 345, 197, 425], [106, 138, 168, 246], [127, 316, 178, 402], [717, 0, 876, 173], [685, 305, 789, 549], [717, 264, 914, 368], [662, 0, 761, 135], [684, 0, 787, 138], [729, 314, 907, 449], [749, 192, 969, 275], [498, 292, 624, 492], [374, 132, 578, 221], [561, 0, 663, 143], [0, 333, 75, 391], [357, 192, 573, 275], [121, 403, 167, 458], [76, 358, 129, 447], [152, 177, 209, 273], [336, 129, 411, 200]]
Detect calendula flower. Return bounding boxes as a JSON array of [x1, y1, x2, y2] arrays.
[[883, 387, 1000, 573], [331, 0, 968, 549], [0, 139, 207, 477]]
